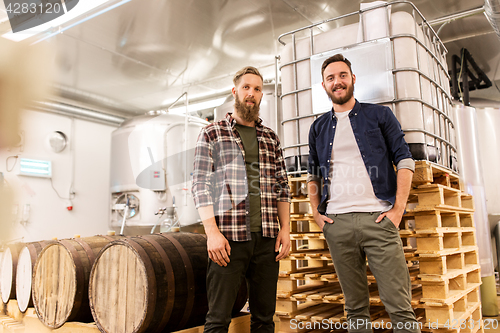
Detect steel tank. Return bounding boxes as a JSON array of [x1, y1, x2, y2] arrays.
[[214, 84, 282, 139], [473, 101, 500, 230], [452, 104, 494, 277], [110, 111, 209, 229]]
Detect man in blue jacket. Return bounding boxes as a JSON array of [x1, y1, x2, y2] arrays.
[[307, 54, 420, 333]]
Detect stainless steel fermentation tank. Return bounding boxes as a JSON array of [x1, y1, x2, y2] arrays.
[[277, 1, 457, 173], [110, 111, 209, 229]]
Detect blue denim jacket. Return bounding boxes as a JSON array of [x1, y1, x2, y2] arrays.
[[308, 100, 413, 215]]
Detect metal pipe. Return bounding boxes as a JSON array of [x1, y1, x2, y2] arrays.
[[426, 7, 485, 26], [166, 92, 188, 111], [462, 51, 470, 106], [184, 95, 189, 207], [52, 83, 140, 114], [120, 197, 130, 235], [441, 30, 495, 44], [34, 101, 126, 126], [275, 56, 280, 134], [164, 91, 190, 207]]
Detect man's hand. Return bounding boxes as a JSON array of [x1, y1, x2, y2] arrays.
[[206, 230, 231, 267], [376, 168, 413, 228], [275, 227, 290, 261], [313, 212, 333, 231], [376, 208, 404, 228], [307, 180, 333, 231]]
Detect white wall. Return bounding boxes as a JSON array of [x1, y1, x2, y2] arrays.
[[0, 109, 117, 242]]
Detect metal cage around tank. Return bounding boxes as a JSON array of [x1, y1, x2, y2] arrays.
[[276, 0, 458, 175]]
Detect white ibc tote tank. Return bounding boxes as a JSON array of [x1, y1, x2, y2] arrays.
[[277, 1, 457, 173]]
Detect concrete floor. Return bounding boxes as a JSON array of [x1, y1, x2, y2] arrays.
[[482, 296, 500, 333]]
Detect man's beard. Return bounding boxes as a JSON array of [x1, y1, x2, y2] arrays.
[[234, 92, 260, 123], [326, 82, 354, 105]]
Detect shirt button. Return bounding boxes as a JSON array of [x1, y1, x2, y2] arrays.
[[330, 143, 332, 145], [327, 160, 330, 162], [362, 155, 365, 157], [332, 126, 335, 128], [246, 211, 249, 215]]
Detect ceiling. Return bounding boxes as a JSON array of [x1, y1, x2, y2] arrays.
[[1, 0, 499, 117]]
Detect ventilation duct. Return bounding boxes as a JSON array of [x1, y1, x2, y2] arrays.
[[33, 101, 126, 126]]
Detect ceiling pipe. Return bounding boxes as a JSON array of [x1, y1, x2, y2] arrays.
[[33, 101, 126, 127], [485, 0, 500, 41], [427, 7, 485, 26], [52, 83, 142, 115]]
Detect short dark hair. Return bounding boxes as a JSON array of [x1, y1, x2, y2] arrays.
[[233, 66, 263, 86], [321, 54, 353, 79]]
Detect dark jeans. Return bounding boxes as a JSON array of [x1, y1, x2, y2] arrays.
[[324, 212, 421, 333], [204, 232, 279, 333]]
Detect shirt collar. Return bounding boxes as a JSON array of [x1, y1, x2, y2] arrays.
[[225, 112, 263, 128], [330, 99, 359, 119]]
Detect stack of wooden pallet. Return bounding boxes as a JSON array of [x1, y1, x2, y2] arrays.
[[276, 161, 485, 333], [276, 176, 342, 332], [406, 161, 484, 333], [277, 177, 419, 332]]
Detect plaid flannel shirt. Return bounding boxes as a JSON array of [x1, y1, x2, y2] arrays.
[[192, 113, 291, 241]]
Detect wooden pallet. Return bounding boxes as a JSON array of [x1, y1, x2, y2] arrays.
[[367, 266, 421, 284], [403, 208, 475, 231], [415, 229, 478, 256], [408, 184, 474, 211], [412, 161, 461, 190], [418, 249, 479, 276], [419, 268, 481, 305], [370, 307, 427, 329], [276, 305, 345, 332], [289, 218, 321, 233], [368, 285, 423, 307], [276, 300, 344, 320], [423, 287, 481, 326]]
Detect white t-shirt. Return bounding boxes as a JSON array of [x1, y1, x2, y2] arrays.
[[326, 110, 390, 214]]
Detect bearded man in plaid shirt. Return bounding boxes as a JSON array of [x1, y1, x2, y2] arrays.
[[192, 66, 291, 333]]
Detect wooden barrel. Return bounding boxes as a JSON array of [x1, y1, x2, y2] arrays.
[[32, 235, 123, 328], [0, 243, 24, 304], [15, 240, 56, 313], [89, 232, 247, 333]]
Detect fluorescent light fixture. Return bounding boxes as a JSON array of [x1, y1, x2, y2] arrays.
[[2, 0, 131, 42], [168, 97, 228, 115], [19, 158, 52, 178]]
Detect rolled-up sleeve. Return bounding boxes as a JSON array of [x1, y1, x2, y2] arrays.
[[396, 158, 415, 172], [191, 129, 214, 208]]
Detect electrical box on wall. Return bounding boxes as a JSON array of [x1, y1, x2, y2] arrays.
[[18, 158, 52, 178]]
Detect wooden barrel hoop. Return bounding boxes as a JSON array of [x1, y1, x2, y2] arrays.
[[159, 233, 195, 330], [139, 235, 175, 330]]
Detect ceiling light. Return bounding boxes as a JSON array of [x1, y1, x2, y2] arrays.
[[168, 97, 228, 115], [2, 0, 130, 42]]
